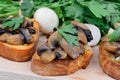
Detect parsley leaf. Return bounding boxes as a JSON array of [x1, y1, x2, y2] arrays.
[[65, 2, 83, 19], [81, 1, 110, 18], [20, 0, 34, 17], [2, 17, 24, 30], [109, 27, 120, 42], [57, 24, 79, 46]]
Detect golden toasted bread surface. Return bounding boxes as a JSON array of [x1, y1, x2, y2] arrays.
[[100, 42, 120, 80], [0, 19, 40, 62], [31, 47, 93, 76]]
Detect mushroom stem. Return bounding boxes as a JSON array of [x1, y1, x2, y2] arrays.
[[71, 21, 93, 42], [60, 38, 84, 59]]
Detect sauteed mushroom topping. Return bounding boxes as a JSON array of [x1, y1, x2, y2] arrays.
[[55, 48, 67, 59], [60, 38, 84, 59], [0, 19, 35, 45], [78, 29, 87, 44], [0, 33, 12, 42], [37, 44, 49, 56], [48, 31, 60, 49], [104, 42, 120, 59], [36, 22, 93, 63], [20, 28, 33, 44], [21, 19, 33, 28], [37, 44, 56, 63], [71, 21, 93, 42], [6, 34, 24, 45]]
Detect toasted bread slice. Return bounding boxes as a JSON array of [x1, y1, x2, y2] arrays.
[[99, 42, 120, 80], [0, 19, 40, 62], [31, 46, 93, 76]]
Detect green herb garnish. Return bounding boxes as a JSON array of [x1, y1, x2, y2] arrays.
[[1, 0, 120, 36], [57, 24, 79, 46], [0, 0, 19, 18], [20, 0, 34, 18], [20, 0, 120, 36], [109, 27, 120, 42], [2, 17, 24, 30], [81, 1, 110, 18]]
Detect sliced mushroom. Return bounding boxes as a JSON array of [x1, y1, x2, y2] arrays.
[[71, 21, 93, 42], [21, 19, 33, 28], [6, 34, 24, 45], [37, 35, 47, 49], [37, 44, 56, 63], [0, 33, 12, 42], [48, 31, 60, 49], [71, 21, 89, 30], [105, 42, 120, 53], [21, 19, 28, 28], [55, 48, 67, 59], [20, 28, 34, 43], [104, 43, 117, 53], [78, 29, 87, 44], [60, 38, 84, 59]]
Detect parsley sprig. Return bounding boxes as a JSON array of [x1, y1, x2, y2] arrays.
[[109, 27, 120, 42], [19, 0, 120, 36], [57, 24, 79, 46], [20, 0, 34, 18], [2, 17, 24, 30]]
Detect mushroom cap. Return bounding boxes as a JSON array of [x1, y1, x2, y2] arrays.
[[48, 31, 60, 49], [85, 24, 101, 46], [34, 7, 59, 34]]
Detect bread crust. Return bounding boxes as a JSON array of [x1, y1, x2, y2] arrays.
[[99, 42, 120, 80], [31, 47, 93, 76], [0, 19, 40, 62]]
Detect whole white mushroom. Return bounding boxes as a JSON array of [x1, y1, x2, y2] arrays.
[[85, 24, 101, 46], [34, 7, 59, 34]]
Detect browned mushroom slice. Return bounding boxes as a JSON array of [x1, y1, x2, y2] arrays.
[[48, 31, 60, 49], [104, 42, 120, 53], [54, 48, 67, 59], [21, 19, 33, 28], [20, 28, 34, 43], [71, 21, 93, 42], [60, 38, 84, 59], [0, 33, 12, 42], [37, 44, 56, 63], [71, 21, 89, 30], [6, 34, 24, 45], [21, 19, 28, 28], [78, 29, 87, 44]]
